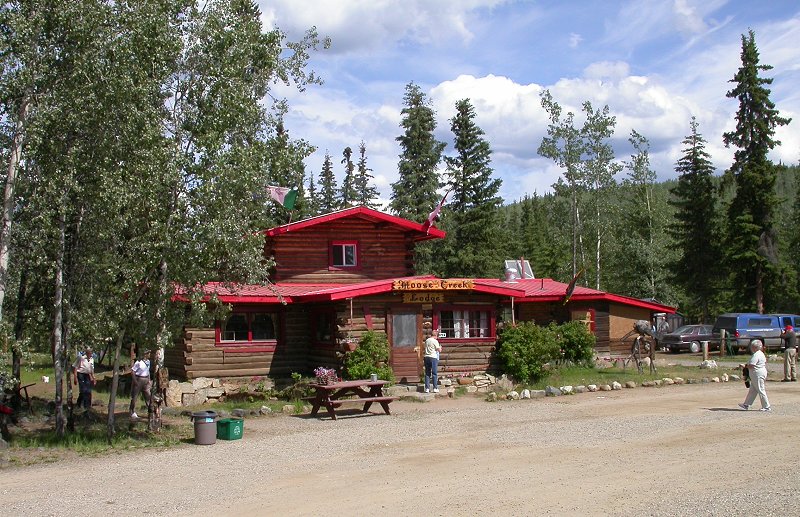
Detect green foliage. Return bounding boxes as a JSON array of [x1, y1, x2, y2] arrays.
[[496, 322, 560, 383], [344, 330, 393, 381], [497, 321, 596, 383]]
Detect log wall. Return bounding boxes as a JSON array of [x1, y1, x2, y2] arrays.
[[266, 219, 415, 282]]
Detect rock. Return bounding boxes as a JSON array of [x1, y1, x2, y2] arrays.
[[545, 386, 562, 397], [530, 390, 546, 398], [701, 377, 710, 383], [165, 383, 183, 407], [486, 374, 496, 384], [211, 378, 221, 388], [599, 384, 612, 391], [520, 389, 531, 399], [281, 404, 295, 414], [587, 384, 598, 392], [496, 375, 514, 391], [182, 391, 207, 406], [674, 377, 685, 384], [507, 390, 520, 400], [466, 386, 478, 393], [662, 378, 675, 385], [729, 374, 740, 381], [486, 392, 497, 402], [699, 360, 718, 369], [192, 377, 213, 389], [611, 381, 622, 390], [441, 378, 452, 387], [711, 377, 720, 383], [560, 385, 574, 395], [641, 380, 655, 387], [259, 406, 273, 415], [206, 388, 225, 398], [232, 408, 246, 418], [178, 381, 195, 394], [575, 385, 587, 393], [721, 373, 729, 382], [624, 381, 637, 389], [457, 377, 474, 385]]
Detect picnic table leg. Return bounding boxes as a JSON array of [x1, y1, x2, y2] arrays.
[[378, 401, 392, 415], [324, 401, 337, 420]]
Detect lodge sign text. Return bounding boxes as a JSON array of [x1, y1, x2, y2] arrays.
[[392, 279, 474, 291]]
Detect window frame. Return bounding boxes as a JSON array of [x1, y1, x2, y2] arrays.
[[329, 240, 360, 270], [433, 305, 496, 342], [215, 307, 280, 350], [570, 307, 596, 332]]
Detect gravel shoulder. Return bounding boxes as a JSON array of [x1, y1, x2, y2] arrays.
[[1, 378, 799, 516]]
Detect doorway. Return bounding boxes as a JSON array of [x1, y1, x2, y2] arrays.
[[389, 309, 421, 383]]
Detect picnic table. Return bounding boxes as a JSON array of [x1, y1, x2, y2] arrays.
[[306, 379, 398, 420]]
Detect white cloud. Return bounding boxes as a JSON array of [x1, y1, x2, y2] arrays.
[[569, 33, 583, 48]]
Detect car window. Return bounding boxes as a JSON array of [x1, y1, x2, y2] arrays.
[[673, 325, 692, 334], [746, 317, 773, 328], [701, 325, 713, 333]]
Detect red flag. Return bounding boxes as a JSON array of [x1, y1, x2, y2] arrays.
[[425, 190, 449, 233], [563, 269, 584, 304]]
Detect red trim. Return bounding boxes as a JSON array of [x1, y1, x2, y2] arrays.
[[261, 206, 446, 241], [222, 345, 277, 353]]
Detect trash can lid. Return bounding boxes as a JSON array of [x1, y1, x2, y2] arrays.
[[191, 410, 217, 418]]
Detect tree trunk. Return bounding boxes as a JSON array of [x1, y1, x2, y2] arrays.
[[0, 96, 31, 322], [52, 210, 66, 438], [106, 329, 126, 443], [10, 270, 26, 412], [756, 262, 764, 314], [149, 257, 168, 432]]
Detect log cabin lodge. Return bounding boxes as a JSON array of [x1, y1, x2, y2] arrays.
[[165, 207, 675, 382]]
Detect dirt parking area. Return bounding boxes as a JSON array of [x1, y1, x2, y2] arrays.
[[1, 379, 798, 516]]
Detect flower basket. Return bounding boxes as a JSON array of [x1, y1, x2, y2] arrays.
[[314, 367, 337, 385]]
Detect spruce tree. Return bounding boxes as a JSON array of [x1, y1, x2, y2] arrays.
[[668, 118, 721, 321], [441, 98, 503, 277], [722, 30, 791, 313], [317, 152, 339, 213], [389, 83, 446, 221], [354, 141, 380, 208], [306, 170, 319, 216], [339, 146, 357, 208]]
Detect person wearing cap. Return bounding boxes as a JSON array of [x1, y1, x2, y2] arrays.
[[780, 324, 797, 382], [129, 350, 152, 419], [72, 346, 96, 410]]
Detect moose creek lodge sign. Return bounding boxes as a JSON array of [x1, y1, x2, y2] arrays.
[[392, 279, 475, 291]]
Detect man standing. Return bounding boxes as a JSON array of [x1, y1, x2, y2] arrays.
[[423, 327, 442, 394], [129, 352, 152, 419], [72, 346, 96, 410], [780, 324, 797, 382]]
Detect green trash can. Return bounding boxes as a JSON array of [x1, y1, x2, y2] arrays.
[[190, 411, 217, 445], [217, 418, 244, 440]]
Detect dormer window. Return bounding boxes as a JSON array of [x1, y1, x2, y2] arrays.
[[330, 240, 358, 268]]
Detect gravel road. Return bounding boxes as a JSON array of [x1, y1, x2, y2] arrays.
[[1, 379, 798, 516]]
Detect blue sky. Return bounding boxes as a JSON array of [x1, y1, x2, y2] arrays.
[[258, 0, 800, 205]]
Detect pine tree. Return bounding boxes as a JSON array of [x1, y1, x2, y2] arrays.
[[441, 98, 502, 277], [306, 170, 319, 216], [668, 118, 721, 321], [389, 83, 446, 221], [339, 146, 357, 208], [317, 152, 339, 213], [722, 30, 791, 313], [354, 141, 380, 208]]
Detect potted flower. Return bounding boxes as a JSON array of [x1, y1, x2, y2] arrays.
[[313, 366, 338, 385]]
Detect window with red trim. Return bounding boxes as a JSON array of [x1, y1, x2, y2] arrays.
[[219, 312, 278, 343], [437, 307, 494, 339], [330, 240, 358, 268]]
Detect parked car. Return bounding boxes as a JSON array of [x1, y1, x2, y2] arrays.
[[712, 312, 800, 352], [662, 324, 715, 353]]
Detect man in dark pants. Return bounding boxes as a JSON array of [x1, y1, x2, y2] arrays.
[[780, 325, 797, 382], [72, 346, 96, 409]]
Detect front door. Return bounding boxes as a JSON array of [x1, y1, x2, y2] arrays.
[[389, 309, 421, 383]]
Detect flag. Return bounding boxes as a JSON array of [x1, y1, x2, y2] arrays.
[[425, 190, 450, 233], [266, 186, 297, 210], [563, 269, 584, 304]]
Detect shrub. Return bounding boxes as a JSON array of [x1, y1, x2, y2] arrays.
[[344, 331, 394, 381], [496, 322, 560, 383], [552, 321, 596, 366]]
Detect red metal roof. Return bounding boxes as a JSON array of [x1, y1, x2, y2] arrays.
[[180, 277, 675, 313], [260, 206, 446, 241]]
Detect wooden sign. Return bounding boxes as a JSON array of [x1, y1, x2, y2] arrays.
[[393, 279, 474, 291], [403, 292, 444, 303]]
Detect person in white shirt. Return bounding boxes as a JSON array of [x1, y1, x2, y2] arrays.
[[72, 346, 95, 410], [423, 328, 442, 394], [130, 352, 152, 419], [739, 341, 771, 411]]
